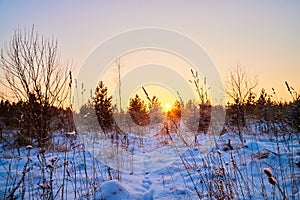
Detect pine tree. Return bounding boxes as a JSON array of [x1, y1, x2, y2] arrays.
[[148, 96, 163, 124], [128, 95, 150, 126], [183, 99, 198, 132], [285, 82, 300, 132], [94, 81, 114, 133], [256, 88, 273, 133], [168, 100, 181, 123]]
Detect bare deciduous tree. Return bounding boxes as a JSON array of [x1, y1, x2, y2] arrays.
[[226, 65, 257, 106], [226, 64, 257, 142], [0, 26, 71, 145]]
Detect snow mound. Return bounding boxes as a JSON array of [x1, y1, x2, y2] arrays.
[[96, 180, 153, 200]]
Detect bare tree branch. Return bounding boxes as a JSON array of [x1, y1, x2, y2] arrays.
[[225, 64, 257, 105], [0, 26, 71, 107]]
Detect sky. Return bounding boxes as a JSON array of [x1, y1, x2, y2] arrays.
[[0, 0, 299, 107]]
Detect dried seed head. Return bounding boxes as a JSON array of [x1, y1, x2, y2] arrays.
[[268, 176, 277, 185], [263, 168, 273, 177], [50, 157, 58, 164], [217, 150, 222, 155], [231, 159, 236, 167], [47, 163, 54, 169]]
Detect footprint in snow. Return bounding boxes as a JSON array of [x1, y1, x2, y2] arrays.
[[142, 178, 153, 190]]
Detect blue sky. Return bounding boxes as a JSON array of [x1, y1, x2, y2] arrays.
[[0, 0, 299, 103]]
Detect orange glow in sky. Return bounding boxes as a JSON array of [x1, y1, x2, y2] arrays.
[[0, 1, 299, 104]]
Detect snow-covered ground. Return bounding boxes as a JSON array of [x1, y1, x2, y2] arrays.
[[0, 127, 299, 199]]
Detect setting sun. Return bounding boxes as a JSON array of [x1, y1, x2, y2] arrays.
[[165, 103, 171, 112]]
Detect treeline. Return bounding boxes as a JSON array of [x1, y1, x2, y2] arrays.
[[226, 85, 300, 135], [1, 80, 299, 148], [79, 79, 300, 140], [0, 98, 74, 146]]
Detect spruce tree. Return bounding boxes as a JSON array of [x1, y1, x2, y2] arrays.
[[148, 96, 163, 124], [128, 95, 150, 126], [94, 81, 114, 133]]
